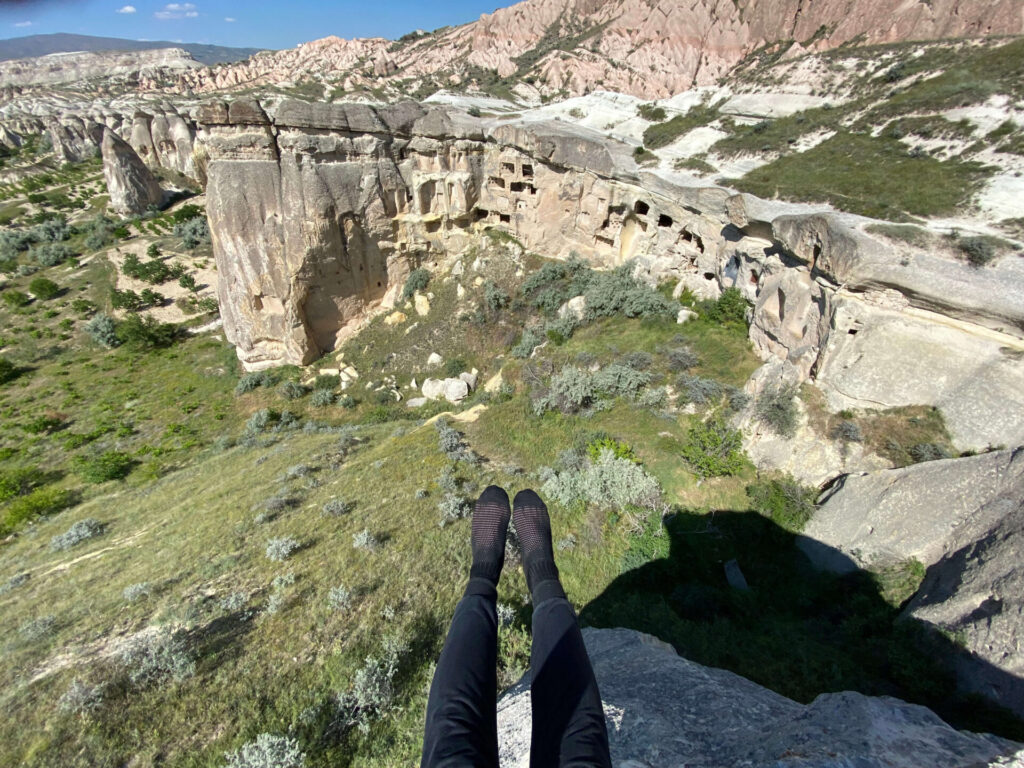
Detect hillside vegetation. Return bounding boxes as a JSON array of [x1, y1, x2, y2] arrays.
[[2, 144, 1021, 765]]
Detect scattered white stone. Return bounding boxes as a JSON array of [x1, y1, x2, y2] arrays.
[[677, 308, 697, 324], [457, 283, 466, 299], [427, 352, 443, 367], [422, 378, 446, 399], [407, 397, 428, 408], [404, 322, 419, 335], [319, 368, 339, 377], [558, 295, 586, 321], [443, 378, 470, 403], [452, 260, 464, 277], [410, 377, 418, 390], [459, 369, 478, 390], [414, 294, 430, 316]]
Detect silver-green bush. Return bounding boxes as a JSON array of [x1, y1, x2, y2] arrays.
[[224, 733, 305, 768]]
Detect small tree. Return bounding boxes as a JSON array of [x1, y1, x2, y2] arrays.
[[178, 274, 198, 293]]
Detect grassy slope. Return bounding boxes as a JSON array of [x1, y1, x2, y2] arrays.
[[3, 148, 1024, 766]]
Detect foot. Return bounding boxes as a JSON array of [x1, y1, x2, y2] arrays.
[[469, 485, 511, 586], [512, 489, 566, 603]]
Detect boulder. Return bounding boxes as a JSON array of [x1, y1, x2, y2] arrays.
[[459, 369, 478, 390], [421, 378, 446, 400], [384, 311, 407, 326], [443, 377, 469, 403], [427, 352, 443, 368], [676, 307, 697, 324], [97, 126, 163, 215], [800, 448, 1024, 717], [406, 397, 428, 408], [558, 295, 586, 321], [496, 628, 1020, 768], [414, 293, 431, 316]]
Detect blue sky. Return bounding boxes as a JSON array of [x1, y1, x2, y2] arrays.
[[0, 0, 499, 50]]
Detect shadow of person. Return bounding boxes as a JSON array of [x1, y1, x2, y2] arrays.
[[578, 508, 1024, 741]]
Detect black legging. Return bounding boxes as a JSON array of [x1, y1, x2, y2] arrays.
[[421, 581, 611, 767]]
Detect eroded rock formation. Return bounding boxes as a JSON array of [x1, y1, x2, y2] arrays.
[[496, 628, 1022, 767], [799, 448, 1024, 716], [167, 0, 1024, 99], [199, 98, 1024, 457], [95, 125, 164, 215]]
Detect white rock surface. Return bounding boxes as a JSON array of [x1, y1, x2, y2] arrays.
[[496, 628, 1021, 768]]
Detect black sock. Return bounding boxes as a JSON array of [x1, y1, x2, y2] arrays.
[[512, 489, 566, 604], [466, 485, 510, 595]]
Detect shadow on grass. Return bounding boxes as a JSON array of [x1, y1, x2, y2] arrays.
[[579, 508, 1024, 741]]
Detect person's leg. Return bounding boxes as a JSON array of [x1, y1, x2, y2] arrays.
[[513, 490, 611, 768], [421, 486, 511, 768]]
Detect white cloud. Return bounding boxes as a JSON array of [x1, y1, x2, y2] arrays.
[[224, 17, 236, 22], [116, 5, 137, 13], [14, 21, 33, 28], [155, 3, 199, 20]]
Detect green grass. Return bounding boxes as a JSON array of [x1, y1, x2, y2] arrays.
[[642, 102, 720, 149], [729, 131, 991, 221], [865, 223, 935, 248], [673, 156, 716, 175]]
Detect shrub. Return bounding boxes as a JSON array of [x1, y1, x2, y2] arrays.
[[755, 385, 799, 438], [312, 373, 338, 390], [593, 364, 651, 398], [29, 217, 70, 244], [0, 467, 48, 501], [483, 280, 510, 312], [540, 448, 662, 520], [0, 356, 18, 384], [678, 375, 724, 405], [243, 408, 278, 438], [50, 518, 105, 551], [511, 326, 545, 358], [328, 585, 352, 612], [680, 417, 745, 478], [71, 298, 97, 316], [831, 420, 863, 443], [909, 443, 952, 463], [623, 351, 652, 370], [438, 493, 471, 527], [111, 288, 144, 311], [235, 371, 274, 395], [19, 615, 57, 640], [3, 290, 30, 308], [0, 572, 29, 595], [322, 498, 354, 517], [352, 528, 380, 551], [533, 365, 596, 415], [147, 243, 161, 258], [83, 216, 114, 251], [28, 277, 60, 300], [178, 274, 198, 292], [73, 451, 135, 483], [174, 216, 210, 249], [33, 242, 72, 267], [586, 437, 638, 463], [402, 267, 430, 300], [335, 635, 407, 734], [123, 583, 150, 602], [84, 314, 120, 348], [266, 537, 301, 562], [224, 733, 306, 768], [747, 477, 817, 532], [697, 287, 748, 326], [1, 486, 74, 532], [435, 418, 476, 462], [58, 679, 106, 715], [120, 628, 195, 686], [583, 265, 676, 321], [957, 236, 997, 267], [278, 381, 307, 400], [115, 315, 180, 350], [310, 389, 335, 407], [219, 591, 249, 612], [637, 103, 667, 121]]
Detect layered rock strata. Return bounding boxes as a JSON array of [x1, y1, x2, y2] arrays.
[[496, 627, 1022, 767], [199, 98, 1024, 456]]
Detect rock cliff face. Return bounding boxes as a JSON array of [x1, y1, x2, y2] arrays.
[[800, 448, 1024, 717], [198, 98, 1024, 456], [496, 627, 1023, 767], [169, 0, 1024, 98], [0, 47, 201, 88]]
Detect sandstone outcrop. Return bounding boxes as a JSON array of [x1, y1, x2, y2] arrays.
[[164, 0, 1024, 99], [496, 627, 1022, 767], [799, 448, 1024, 716], [199, 98, 1024, 457], [95, 126, 164, 215], [0, 47, 201, 88]]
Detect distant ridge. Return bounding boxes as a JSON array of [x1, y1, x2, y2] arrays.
[[0, 33, 265, 66]]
